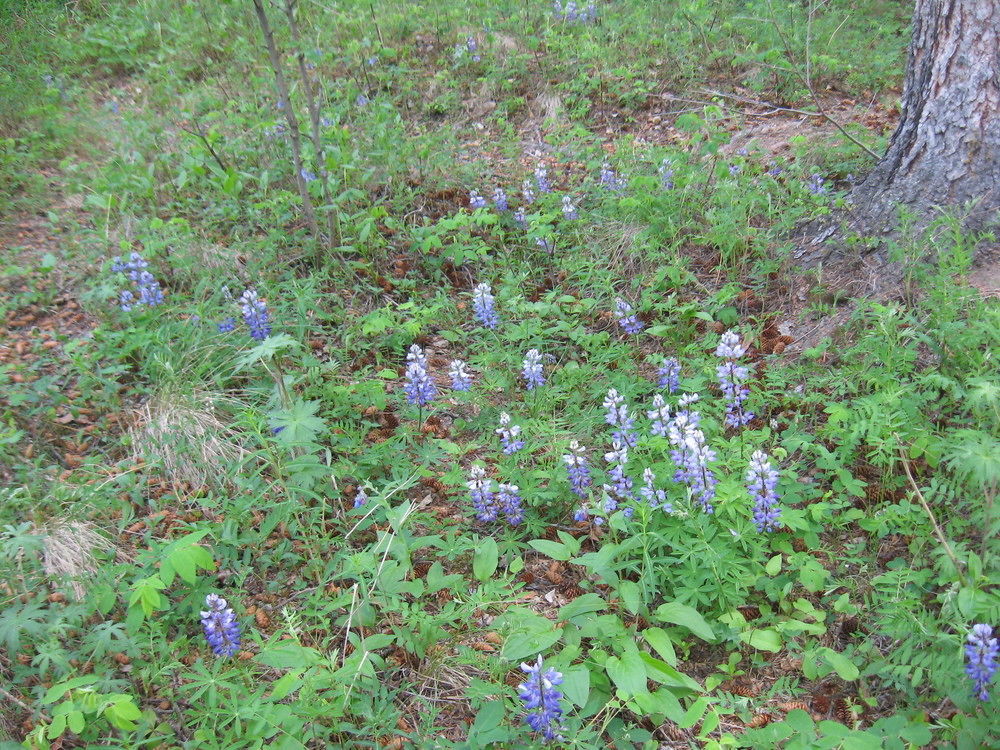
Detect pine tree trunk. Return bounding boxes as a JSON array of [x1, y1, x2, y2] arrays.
[[852, 0, 1000, 231]]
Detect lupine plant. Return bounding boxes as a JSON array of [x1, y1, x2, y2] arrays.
[[200, 594, 241, 657], [403, 344, 437, 411], [563, 440, 592, 498], [518, 655, 564, 742], [746, 450, 781, 532], [599, 162, 627, 192], [449, 359, 473, 391], [534, 164, 551, 193], [472, 282, 499, 329], [965, 623, 998, 701], [613, 298, 644, 335], [496, 412, 525, 453], [657, 357, 681, 392], [240, 288, 271, 340], [522, 349, 545, 390], [561, 195, 578, 220], [112, 252, 164, 311], [715, 330, 753, 427], [667, 411, 717, 513], [603, 388, 637, 447], [492, 187, 508, 212], [467, 465, 497, 522], [469, 190, 487, 209]]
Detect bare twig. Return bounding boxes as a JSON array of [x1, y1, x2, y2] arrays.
[[281, 0, 342, 251], [251, 0, 322, 240], [1, 686, 50, 723], [897, 442, 969, 588], [763, 0, 881, 160], [178, 124, 230, 173]]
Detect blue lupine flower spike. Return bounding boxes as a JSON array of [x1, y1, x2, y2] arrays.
[[966, 623, 999, 701], [200, 594, 241, 657], [518, 655, 564, 742], [746, 450, 781, 532]]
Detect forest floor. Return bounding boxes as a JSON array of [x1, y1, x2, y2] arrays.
[[1, 2, 998, 749]]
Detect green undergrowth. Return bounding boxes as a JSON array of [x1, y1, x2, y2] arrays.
[[1, 1, 996, 749]]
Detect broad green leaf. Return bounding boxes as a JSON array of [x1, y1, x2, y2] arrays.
[[473, 537, 499, 582], [654, 602, 716, 642], [740, 628, 783, 652], [255, 642, 323, 669], [501, 628, 563, 662], [605, 649, 646, 698], [820, 647, 859, 681], [639, 653, 703, 693], [270, 669, 305, 700], [528, 539, 571, 561], [557, 593, 606, 622], [633, 688, 683, 723], [642, 627, 677, 666], [43, 675, 99, 704], [618, 581, 641, 615], [560, 665, 590, 707], [765, 554, 782, 576]]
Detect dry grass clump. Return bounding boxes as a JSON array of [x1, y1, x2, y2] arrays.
[[129, 389, 246, 489], [38, 520, 115, 600]]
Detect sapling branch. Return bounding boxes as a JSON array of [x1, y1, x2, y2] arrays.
[[251, 0, 322, 241]]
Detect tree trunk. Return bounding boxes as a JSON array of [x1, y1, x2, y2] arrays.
[[796, 0, 999, 269], [853, 0, 999, 231]]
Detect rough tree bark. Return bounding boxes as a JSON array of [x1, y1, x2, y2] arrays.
[[798, 0, 999, 267]]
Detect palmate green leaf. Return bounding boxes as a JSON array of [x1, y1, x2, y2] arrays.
[[270, 399, 327, 445], [234, 333, 301, 371]]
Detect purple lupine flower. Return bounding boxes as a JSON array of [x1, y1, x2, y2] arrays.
[[603, 441, 634, 507], [493, 187, 509, 212], [300, 168, 317, 182], [513, 206, 528, 229], [746, 450, 781, 532], [353, 487, 369, 509], [599, 163, 627, 192], [449, 359, 473, 391], [659, 158, 674, 189], [716, 330, 754, 428], [355, 94, 369, 106], [522, 178, 536, 205], [534, 164, 551, 193], [518, 655, 564, 742], [766, 164, 783, 177], [112, 252, 164, 309], [728, 164, 741, 176], [522, 349, 545, 390], [472, 282, 499, 329], [561, 195, 578, 220], [580, 2, 597, 22], [497, 482, 524, 525], [218, 317, 236, 333], [640, 468, 672, 512], [667, 413, 717, 513], [603, 389, 637, 447], [466, 36, 481, 62], [536, 237, 555, 255], [469, 190, 487, 209], [807, 173, 827, 195], [496, 412, 525, 454], [657, 357, 681, 392], [240, 289, 271, 340], [200, 594, 241, 657], [676, 392, 701, 424], [563, 440, 592, 498], [467, 465, 497, 522], [647, 394, 671, 437], [614, 298, 644, 335], [135, 271, 164, 306], [965, 623, 999, 701], [403, 344, 437, 406], [573, 505, 589, 522]]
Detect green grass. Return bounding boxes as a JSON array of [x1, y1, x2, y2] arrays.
[[1, 1, 997, 748]]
